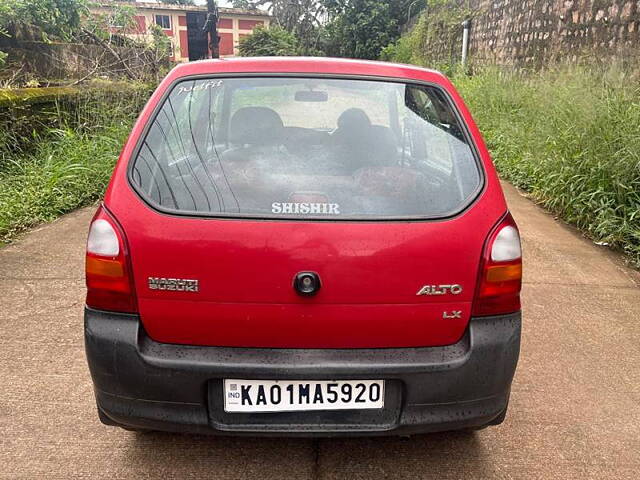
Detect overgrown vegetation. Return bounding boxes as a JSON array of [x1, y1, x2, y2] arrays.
[[380, 0, 471, 73], [0, 0, 85, 42], [0, 0, 167, 244], [380, 2, 640, 266], [0, 86, 149, 243], [1, 0, 171, 86], [0, 0, 87, 66], [455, 66, 640, 266], [322, 0, 425, 60], [239, 26, 299, 56], [235, 0, 423, 59], [242, 1, 327, 54]]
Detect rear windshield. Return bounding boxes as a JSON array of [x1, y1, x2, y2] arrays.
[[130, 76, 482, 219]]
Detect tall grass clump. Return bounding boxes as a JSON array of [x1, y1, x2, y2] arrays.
[[0, 85, 149, 243], [455, 65, 640, 266]]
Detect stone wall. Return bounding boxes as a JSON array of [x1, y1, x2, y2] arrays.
[[426, 0, 640, 67]]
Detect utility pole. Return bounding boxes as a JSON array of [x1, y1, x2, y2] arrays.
[[203, 0, 220, 59], [461, 19, 471, 67]]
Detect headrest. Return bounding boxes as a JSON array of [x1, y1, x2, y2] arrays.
[[337, 108, 372, 130], [229, 107, 284, 145]]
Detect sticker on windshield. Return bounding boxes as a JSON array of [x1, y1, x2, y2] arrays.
[[176, 80, 223, 95], [272, 202, 341, 215]]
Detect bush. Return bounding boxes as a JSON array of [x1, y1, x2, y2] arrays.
[[379, 35, 415, 64], [238, 26, 299, 57], [454, 66, 640, 266], [0, 85, 150, 243]]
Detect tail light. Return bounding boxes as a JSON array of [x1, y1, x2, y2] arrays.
[[472, 212, 522, 316], [85, 205, 137, 313]]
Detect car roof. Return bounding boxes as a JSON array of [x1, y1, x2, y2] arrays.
[[166, 57, 450, 85]]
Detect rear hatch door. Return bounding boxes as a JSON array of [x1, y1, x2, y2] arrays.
[[117, 75, 497, 348]]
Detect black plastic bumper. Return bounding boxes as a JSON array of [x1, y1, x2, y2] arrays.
[[85, 307, 521, 436]]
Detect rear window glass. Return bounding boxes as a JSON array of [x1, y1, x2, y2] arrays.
[[130, 77, 482, 219]]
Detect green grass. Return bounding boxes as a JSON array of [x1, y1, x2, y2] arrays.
[[0, 125, 128, 242], [0, 86, 148, 244], [454, 65, 640, 266]]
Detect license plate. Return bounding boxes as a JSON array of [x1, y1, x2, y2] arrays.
[[223, 379, 385, 413]]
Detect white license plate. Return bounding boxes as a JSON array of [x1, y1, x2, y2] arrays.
[[224, 379, 385, 413]]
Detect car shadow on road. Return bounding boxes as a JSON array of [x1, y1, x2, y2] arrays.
[[124, 430, 489, 478]]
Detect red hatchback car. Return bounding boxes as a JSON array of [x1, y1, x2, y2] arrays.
[[84, 57, 522, 436]]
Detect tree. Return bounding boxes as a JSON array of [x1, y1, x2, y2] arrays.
[[321, 0, 426, 60], [321, 0, 395, 59], [238, 25, 299, 56], [225, 0, 426, 59], [257, 1, 325, 33], [238, 1, 326, 54], [162, 0, 195, 5], [147, 23, 173, 75], [1, 0, 87, 42], [231, 0, 254, 8]]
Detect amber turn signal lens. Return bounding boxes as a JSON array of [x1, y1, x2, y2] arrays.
[[86, 256, 124, 277], [486, 263, 522, 283]]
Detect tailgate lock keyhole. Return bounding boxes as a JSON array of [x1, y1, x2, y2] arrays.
[[294, 272, 321, 297]]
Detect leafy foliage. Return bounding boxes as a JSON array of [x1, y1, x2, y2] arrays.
[[234, 0, 423, 59], [247, 1, 327, 54], [238, 26, 299, 57], [321, 0, 395, 59], [148, 23, 173, 60], [162, 0, 195, 5], [232, 0, 255, 8], [381, 0, 471, 70], [455, 66, 640, 266], [83, 4, 137, 40], [322, 0, 425, 60], [0, 0, 87, 42]]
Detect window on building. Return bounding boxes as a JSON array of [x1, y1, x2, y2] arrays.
[[155, 15, 171, 30]]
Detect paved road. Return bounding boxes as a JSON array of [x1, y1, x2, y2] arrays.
[[1, 183, 639, 479]]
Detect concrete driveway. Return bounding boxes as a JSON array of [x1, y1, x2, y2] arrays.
[[1, 183, 639, 479]]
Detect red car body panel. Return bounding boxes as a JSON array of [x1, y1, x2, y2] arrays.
[[102, 57, 507, 348]]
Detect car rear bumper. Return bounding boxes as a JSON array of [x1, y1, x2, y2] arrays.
[[85, 307, 521, 436]]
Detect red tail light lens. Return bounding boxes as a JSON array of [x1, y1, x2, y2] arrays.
[[472, 213, 522, 317], [85, 205, 137, 313]]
